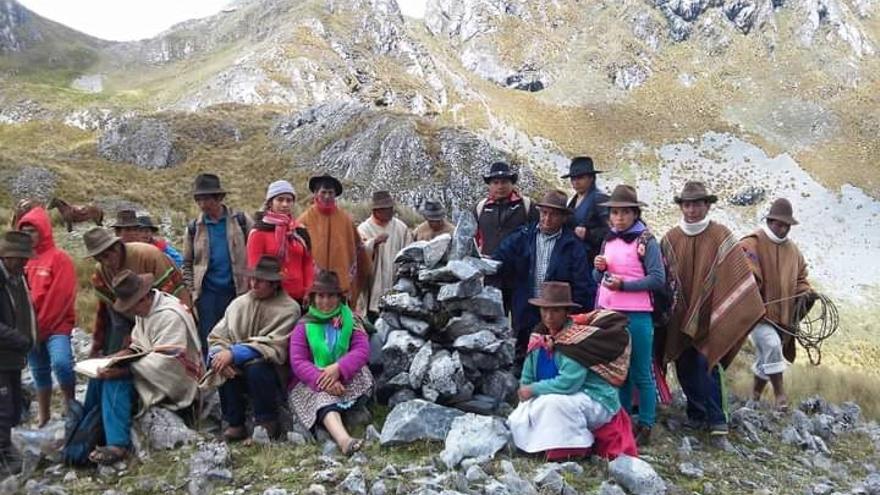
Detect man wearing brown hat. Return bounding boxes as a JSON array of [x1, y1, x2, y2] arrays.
[[201, 255, 301, 441], [183, 173, 253, 356], [298, 174, 371, 306], [83, 227, 191, 361], [413, 199, 454, 242], [137, 215, 183, 267], [357, 191, 414, 319], [112, 209, 143, 244], [658, 181, 764, 444], [493, 190, 591, 355], [83, 269, 202, 465], [739, 198, 814, 410], [0, 231, 36, 475]]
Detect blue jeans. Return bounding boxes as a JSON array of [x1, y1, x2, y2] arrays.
[[28, 335, 75, 391], [619, 312, 656, 427], [675, 347, 729, 428], [84, 378, 133, 448], [196, 287, 237, 358], [218, 362, 280, 427]]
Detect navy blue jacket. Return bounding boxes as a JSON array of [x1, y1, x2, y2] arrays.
[[492, 223, 592, 340]]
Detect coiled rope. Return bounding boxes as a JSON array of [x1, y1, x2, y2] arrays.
[[765, 293, 839, 366]]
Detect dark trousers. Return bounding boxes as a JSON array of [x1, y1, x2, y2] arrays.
[[218, 362, 280, 427], [0, 371, 22, 451], [196, 287, 237, 358], [675, 347, 729, 427]]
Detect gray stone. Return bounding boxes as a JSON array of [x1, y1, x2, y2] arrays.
[[443, 286, 504, 318], [98, 118, 185, 169], [781, 426, 802, 445], [252, 426, 271, 445], [303, 485, 327, 495], [370, 319, 393, 367], [863, 473, 880, 494], [409, 343, 434, 389], [609, 455, 666, 495], [392, 278, 418, 296], [136, 407, 198, 451], [382, 331, 426, 376], [400, 315, 431, 337], [379, 464, 398, 478], [465, 464, 488, 483], [452, 330, 500, 352], [461, 256, 500, 276], [454, 395, 501, 416], [424, 351, 469, 400], [597, 481, 627, 495], [263, 489, 288, 495], [478, 371, 518, 403], [422, 292, 439, 312], [380, 293, 428, 317], [287, 432, 307, 445], [321, 440, 338, 456], [440, 414, 510, 468], [424, 234, 452, 268], [811, 414, 835, 440], [441, 313, 482, 340], [437, 278, 483, 302], [483, 480, 511, 495], [532, 464, 565, 493], [730, 185, 766, 206], [370, 479, 388, 495], [365, 425, 381, 443], [449, 213, 479, 261], [380, 400, 465, 445], [395, 241, 430, 264], [339, 467, 366, 495], [388, 388, 418, 409], [187, 442, 231, 495], [678, 462, 703, 478], [811, 482, 834, 495]]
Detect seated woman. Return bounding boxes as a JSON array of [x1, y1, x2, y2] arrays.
[[508, 281, 638, 461], [288, 270, 372, 456]]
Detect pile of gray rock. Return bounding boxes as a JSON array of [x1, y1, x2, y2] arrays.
[[371, 214, 518, 415]]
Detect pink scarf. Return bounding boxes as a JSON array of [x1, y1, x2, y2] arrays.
[[262, 211, 299, 261], [315, 196, 337, 216], [527, 333, 555, 354]]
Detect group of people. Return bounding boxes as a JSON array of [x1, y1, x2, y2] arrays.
[[0, 157, 816, 474]]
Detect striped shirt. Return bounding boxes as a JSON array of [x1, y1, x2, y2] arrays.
[[534, 229, 562, 296]]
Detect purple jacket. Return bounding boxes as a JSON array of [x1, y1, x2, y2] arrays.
[[288, 320, 370, 392]]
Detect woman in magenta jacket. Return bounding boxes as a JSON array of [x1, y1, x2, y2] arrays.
[[288, 270, 371, 456]]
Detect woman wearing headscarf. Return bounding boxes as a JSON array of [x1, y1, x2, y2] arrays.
[[288, 270, 372, 456]]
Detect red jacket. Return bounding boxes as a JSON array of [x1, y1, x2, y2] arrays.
[[17, 207, 77, 341], [247, 223, 314, 302]]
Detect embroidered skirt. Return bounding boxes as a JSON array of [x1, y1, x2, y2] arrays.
[[288, 366, 373, 429]]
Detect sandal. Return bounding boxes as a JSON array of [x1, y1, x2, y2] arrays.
[[343, 438, 364, 456], [223, 426, 248, 442], [88, 446, 128, 465]]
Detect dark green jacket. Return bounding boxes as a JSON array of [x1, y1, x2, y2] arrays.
[[0, 261, 35, 371]]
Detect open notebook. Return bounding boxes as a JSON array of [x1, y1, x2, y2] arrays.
[[73, 351, 150, 378]]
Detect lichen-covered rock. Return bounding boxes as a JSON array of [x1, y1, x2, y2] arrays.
[[440, 414, 510, 468], [98, 118, 185, 169], [379, 400, 464, 445]]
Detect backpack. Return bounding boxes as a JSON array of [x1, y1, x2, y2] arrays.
[[188, 211, 249, 247], [62, 400, 103, 466], [475, 196, 532, 218]]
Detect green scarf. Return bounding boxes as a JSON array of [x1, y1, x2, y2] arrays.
[[305, 304, 355, 367]]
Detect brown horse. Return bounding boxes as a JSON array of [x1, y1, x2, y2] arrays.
[[47, 198, 104, 232]]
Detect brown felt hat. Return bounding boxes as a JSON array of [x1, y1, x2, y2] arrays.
[[420, 199, 447, 221], [528, 281, 581, 309], [765, 198, 799, 226], [674, 181, 718, 204], [192, 173, 227, 196], [241, 255, 284, 282], [370, 191, 395, 210], [600, 184, 647, 208], [83, 227, 121, 258], [309, 270, 344, 295], [112, 269, 155, 313], [113, 209, 140, 229], [535, 190, 572, 213], [0, 231, 35, 259], [137, 215, 159, 232]]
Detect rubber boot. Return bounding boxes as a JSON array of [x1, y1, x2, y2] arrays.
[[36, 389, 52, 428]]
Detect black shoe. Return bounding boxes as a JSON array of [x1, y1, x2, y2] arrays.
[[635, 425, 653, 446]]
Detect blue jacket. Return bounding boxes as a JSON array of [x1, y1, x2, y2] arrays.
[[492, 223, 592, 337]]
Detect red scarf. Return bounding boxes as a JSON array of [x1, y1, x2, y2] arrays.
[[371, 213, 390, 227], [262, 211, 299, 261], [484, 190, 523, 206], [315, 196, 337, 216]]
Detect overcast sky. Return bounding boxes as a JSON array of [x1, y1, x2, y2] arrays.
[[18, 0, 427, 41]]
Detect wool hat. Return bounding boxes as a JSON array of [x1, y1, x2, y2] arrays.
[[242, 255, 284, 282], [420, 200, 447, 221], [561, 156, 603, 179], [370, 191, 395, 210], [765, 198, 799, 226], [674, 181, 718, 204], [192, 173, 226, 196], [528, 281, 581, 309], [535, 190, 572, 213], [111, 269, 155, 313], [483, 162, 518, 184], [600, 184, 647, 208], [113, 209, 140, 229], [83, 228, 121, 258], [265, 180, 296, 202], [308, 174, 344, 196], [309, 270, 344, 295], [0, 231, 35, 259], [137, 215, 159, 232]]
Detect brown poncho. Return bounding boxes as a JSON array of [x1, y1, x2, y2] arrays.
[[298, 206, 371, 303]]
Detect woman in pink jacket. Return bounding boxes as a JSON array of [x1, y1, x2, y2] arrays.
[[288, 270, 371, 456]]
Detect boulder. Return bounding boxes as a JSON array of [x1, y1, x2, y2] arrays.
[[440, 414, 510, 468], [381, 331, 426, 376], [449, 213, 479, 261], [187, 442, 232, 495], [394, 242, 429, 264], [441, 312, 482, 340], [98, 118, 185, 169], [408, 343, 434, 388], [392, 277, 418, 296], [419, 259, 480, 284], [608, 455, 666, 495], [136, 407, 198, 451], [437, 278, 483, 302], [443, 286, 504, 318], [452, 330, 501, 352], [478, 371, 519, 403], [379, 400, 465, 445], [462, 256, 501, 276], [400, 315, 431, 337], [380, 293, 428, 317], [388, 388, 418, 408], [423, 234, 452, 268], [424, 350, 469, 400]]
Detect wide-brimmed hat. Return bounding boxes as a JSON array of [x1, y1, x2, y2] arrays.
[[83, 227, 121, 258], [600, 184, 647, 208], [765, 198, 799, 226], [482, 162, 518, 184], [309, 270, 344, 295], [266, 180, 296, 202], [535, 190, 572, 213], [111, 269, 155, 313], [308, 174, 343, 197], [528, 281, 581, 309], [0, 231, 35, 259], [370, 191, 395, 210], [674, 181, 718, 204], [113, 209, 140, 229], [137, 215, 159, 231], [242, 255, 284, 282], [561, 156, 603, 179], [420, 199, 446, 221], [192, 173, 226, 196]]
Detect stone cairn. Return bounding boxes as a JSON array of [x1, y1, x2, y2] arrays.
[[371, 213, 519, 415]]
